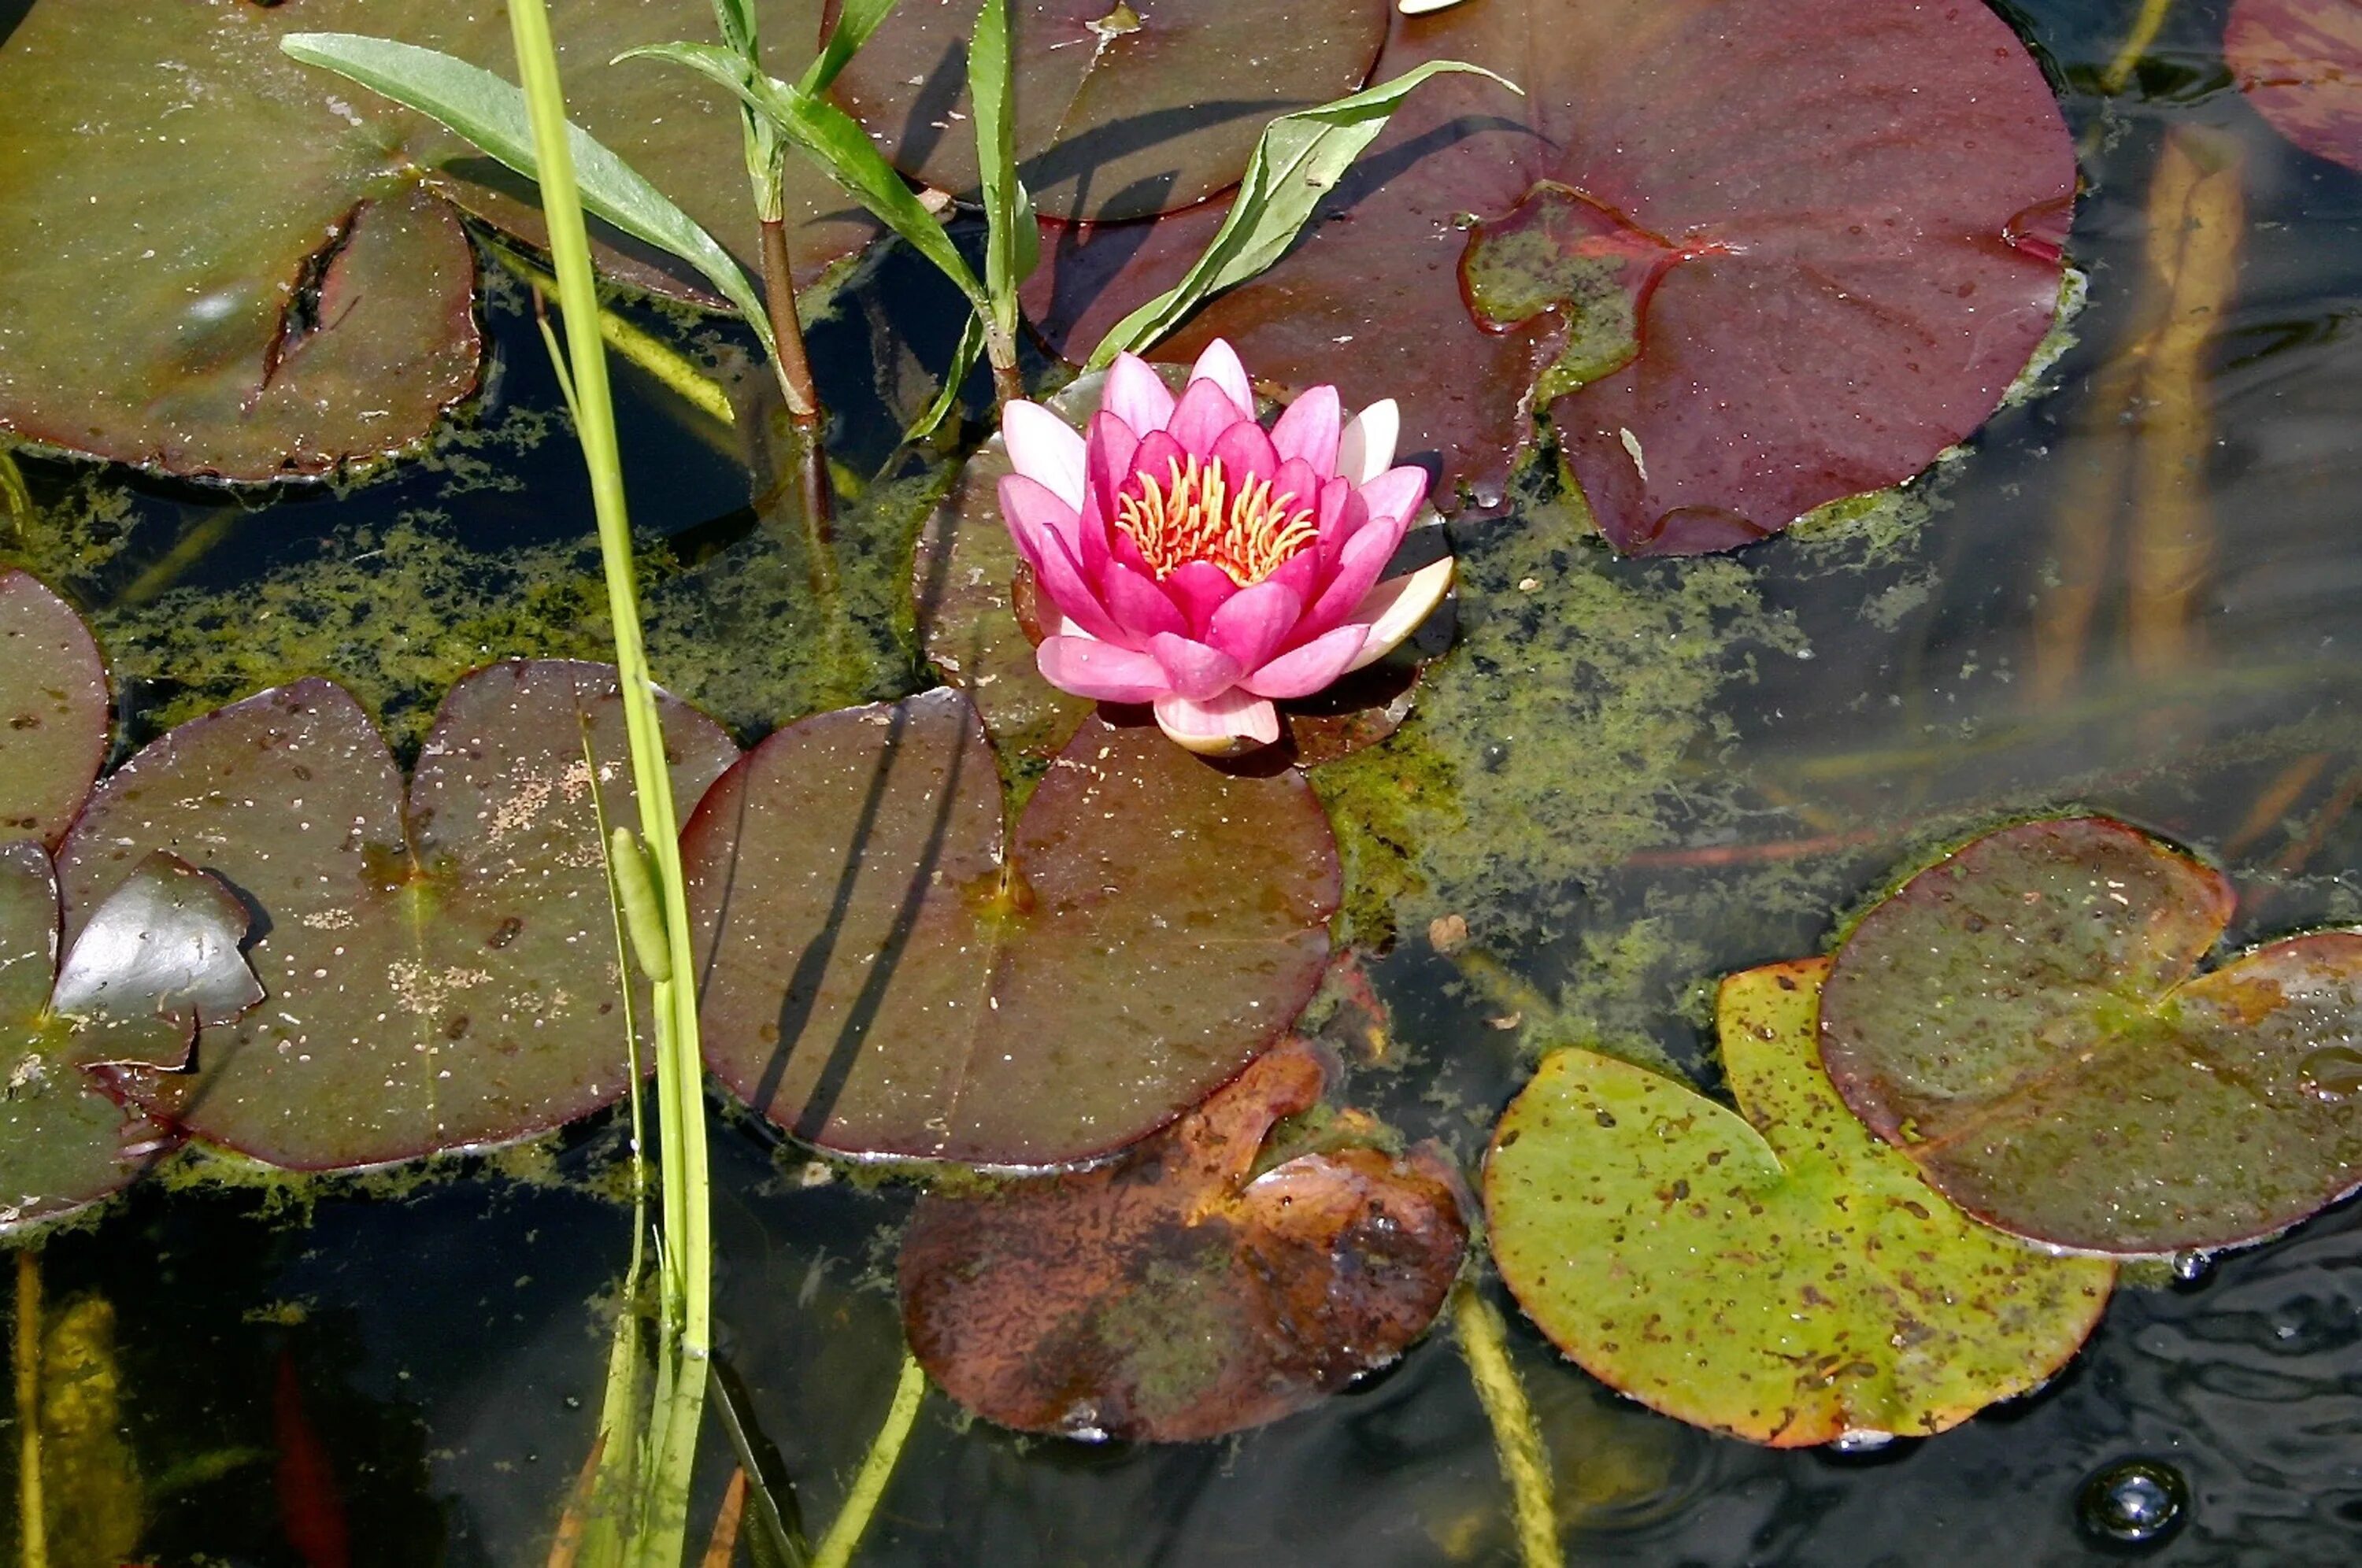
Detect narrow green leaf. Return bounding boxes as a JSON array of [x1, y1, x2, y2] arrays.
[[709, 0, 760, 57], [802, 0, 905, 94], [1085, 60, 1520, 368], [971, 0, 1035, 333], [908, 313, 987, 441], [278, 31, 780, 368]]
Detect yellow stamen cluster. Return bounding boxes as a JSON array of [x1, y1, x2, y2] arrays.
[[1113, 453, 1316, 587]]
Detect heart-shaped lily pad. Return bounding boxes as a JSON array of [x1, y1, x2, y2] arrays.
[[826, 0, 1390, 223], [53, 660, 737, 1170], [1820, 817, 2362, 1254], [1025, 0, 2075, 549], [1487, 960, 2114, 1447], [0, 571, 109, 850], [2227, 0, 2362, 174], [899, 1037, 1466, 1440], [0, 0, 869, 479], [685, 686, 1339, 1166]]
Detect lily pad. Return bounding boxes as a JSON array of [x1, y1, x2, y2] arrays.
[[53, 660, 737, 1170], [1025, 0, 2075, 549], [0, 571, 108, 851], [1485, 959, 2114, 1448], [0, 0, 869, 479], [2227, 0, 2362, 174], [685, 687, 1339, 1165], [1820, 817, 2362, 1255], [899, 1037, 1466, 1440], [826, 0, 1390, 223]]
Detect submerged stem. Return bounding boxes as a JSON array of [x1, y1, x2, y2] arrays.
[[14, 1250, 44, 1568], [809, 1352, 927, 1568], [1453, 1283, 1562, 1568], [758, 217, 823, 427], [2102, 0, 2175, 94]]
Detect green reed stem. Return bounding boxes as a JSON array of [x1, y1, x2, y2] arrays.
[[1453, 1283, 1563, 1568], [808, 1352, 927, 1568], [15, 1250, 46, 1568]]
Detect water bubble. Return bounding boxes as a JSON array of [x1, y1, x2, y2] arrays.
[[1830, 1429, 1895, 1455], [2079, 1458, 2189, 1546], [2171, 1249, 2215, 1286]]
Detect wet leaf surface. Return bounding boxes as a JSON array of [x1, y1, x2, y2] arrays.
[[0, 571, 110, 850], [826, 0, 1390, 223], [54, 660, 736, 1170], [899, 1037, 1466, 1440], [1025, 0, 2075, 549], [686, 688, 1338, 1165], [2227, 0, 2362, 174], [0, 0, 869, 479], [50, 849, 265, 1071], [1486, 959, 2114, 1447], [1820, 817, 2362, 1255]]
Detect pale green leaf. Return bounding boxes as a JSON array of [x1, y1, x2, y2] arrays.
[[908, 314, 987, 442], [802, 0, 905, 94], [971, 0, 1035, 332]]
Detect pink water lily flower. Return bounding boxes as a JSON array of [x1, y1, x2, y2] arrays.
[[994, 340, 1454, 755]]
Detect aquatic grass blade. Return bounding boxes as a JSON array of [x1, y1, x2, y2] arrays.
[[802, 0, 906, 94], [909, 314, 987, 441], [1084, 61, 1519, 368], [972, 0, 1035, 338]]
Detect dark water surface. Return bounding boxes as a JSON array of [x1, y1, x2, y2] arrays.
[[6, 0, 2362, 1562]]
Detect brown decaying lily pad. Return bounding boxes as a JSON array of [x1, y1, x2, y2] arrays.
[[1821, 817, 2362, 1255], [825, 0, 1390, 223], [2227, 0, 2362, 175], [900, 1037, 1467, 1441], [685, 687, 1339, 1166], [0, 571, 111, 851], [1025, 0, 2075, 552], [54, 660, 736, 1170]]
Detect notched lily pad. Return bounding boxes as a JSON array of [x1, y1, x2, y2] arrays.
[[0, 571, 110, 850], [2227, 0, 2362, 174], [54, 660, 737, 1170], [899, 1037, 1467, 1440], [686, 687, 1339, 1166], [1485, 960, 2113, 1447], [1821, 817, 2362, 1254]]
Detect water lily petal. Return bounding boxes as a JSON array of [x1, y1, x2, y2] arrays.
[[1337, 399, 1398, 486], [1270, 385, 1342, 477], [1205, 580, 1304, 673], [1038, 635, 1171, 704], [1152, 690, 1280, 755], [1355, 464, 1432, 530], [1148, 633, 1246, 701], [1162, 560, 1239, 637], [1015, 494, 1132, 647], [1187, 338, 1255, 414], [1085, 411, 1140, 520], [1241, 624, 1369, 700], [1168, 377, 1246, 457], [1002, 400, 1087, 511], [1126, 429, 1189, 501], [1262, 546, 1323, 610], [1343, 556, 1455, 671], [1210, 418, 1281, 489], [1273, 456, 1322, 518], [1098, 560, 1190, 643], [1105, 352, 1176, 437], [1313, 477, 1367, 574], [998, 472, 1084, 568], [1297, 514, 1408, 643]]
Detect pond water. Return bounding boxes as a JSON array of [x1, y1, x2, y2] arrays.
[[5, 0, 2361, 1562]]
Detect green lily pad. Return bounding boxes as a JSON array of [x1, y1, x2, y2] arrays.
[[685, 687, 1339, 1166], [50, 849, 266, 1071], [826, 0, 1390, 223], [1820, 817, 2362, 1255], [0, 571, 109, 850], [0, 0, 869, 479], [53, 660, 737, 1170], [1485, 959, 2113, 1447], [900, 1037, 1466, 1440]]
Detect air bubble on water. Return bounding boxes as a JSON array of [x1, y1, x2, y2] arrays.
[[2171, 1249, 2215, 1285], [1830, 1429, 1895, 1454], [2078, 1458, 2189, 1546]]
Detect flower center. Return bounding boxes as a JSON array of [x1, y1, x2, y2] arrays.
[[1113, 453, 1316, 587]]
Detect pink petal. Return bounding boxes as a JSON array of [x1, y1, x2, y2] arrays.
[[1038, 635, 1171, 703], [1272, 456, 1321, 519], [1001, 400, 1087, 510], [1269, 385, 1342, 476], [1153, 690, 1280, 755], [1313, 478, 1366, 574], [1344, 555, 1455, 671], [1162, 560, 1238, 637], [1127, 429, 1189, 501], [1204, 580, 1303, 673], [1168, 378, 1244, 457], [1024, 508, 1133, 648], [1354, 464, 1432, 530], [1186, 338, 1254, 414], [1111, 527, 1157, 579], [1097, 560, 1188, 642], [1085, 411, 1140, 520], [1262, 547, 1322, 608], [1297, 514, 1408, 643], [1337, 398, 1398, 486], [998, 472, 1083, 569], [1147, 633, 1246, 701], [1241, 624, 1368, 700], [1210, 418, 1280, 488], [1105, 353, 1175, 438]]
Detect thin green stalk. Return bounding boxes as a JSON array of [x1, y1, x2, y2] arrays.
[[2102, 0, 2175, 93], [15, 1249, 46, 1568], [807, 1352, 927, 1568], [1453, 1283, 1562, 1568], [507, 2, 713, 1562]]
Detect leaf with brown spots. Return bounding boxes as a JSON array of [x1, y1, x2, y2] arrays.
[[0, 571, 108, 852]]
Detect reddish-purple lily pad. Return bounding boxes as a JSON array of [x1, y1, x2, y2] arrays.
[[900, 1036, 1466, 1440], [684, 687, 1339, 1166], [1025, 0, 2075, 550], [2227, 0, 2362, 174], [1820, 818, 2362, 1255], [53, 660, 736, 1170], [0, 571, 109, 851], [0, 0, 869, 479], [826, 0, 1390, 223]]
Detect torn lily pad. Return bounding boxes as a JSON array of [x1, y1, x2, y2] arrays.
[[1485, 959, 2113, 1447], [0, 571, 109, 850]]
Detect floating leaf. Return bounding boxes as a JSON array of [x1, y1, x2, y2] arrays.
[[50, 849, 265, 1070], [1820, 817, 2362, 1255], [2227, 0, 2362, 174], [1025, 0, 2075, 549], [54, 660, 737, 1170], [1485, 960, 2113, 1447], [686, 688, 1338, 1165], [0, 571, 108, 850], [824, 0, 1391, 223], [899, 1037, 1466, 1440]]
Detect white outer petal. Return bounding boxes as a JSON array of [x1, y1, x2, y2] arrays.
[[1343, 554, 1454, 671], [1337, 398, 1400, 486], [1001, 400, 1088, 511], [1152, 690, 1281, 755]]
